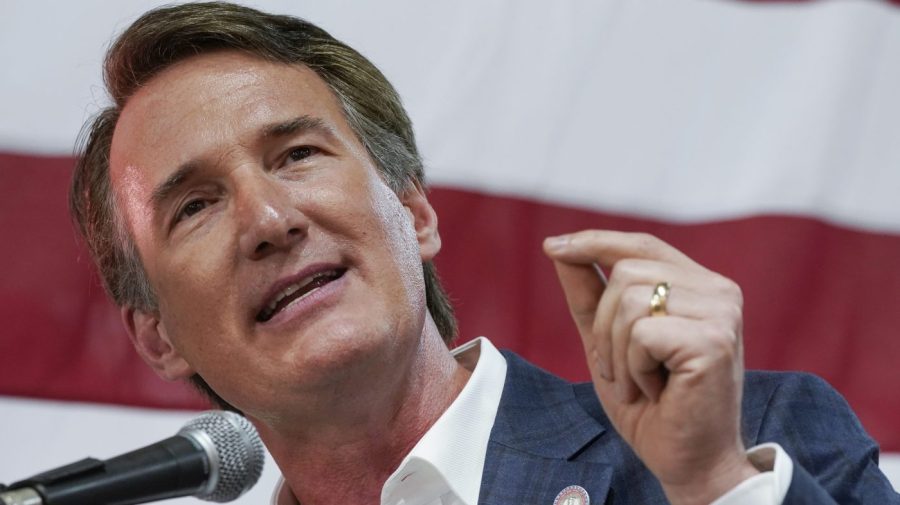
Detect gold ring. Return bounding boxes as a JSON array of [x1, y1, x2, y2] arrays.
[[650, 282, 671, 317]]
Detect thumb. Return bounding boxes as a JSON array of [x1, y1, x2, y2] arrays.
[[544, 237, 607, 339]]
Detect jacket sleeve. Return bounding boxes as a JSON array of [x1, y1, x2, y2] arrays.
[[745, 372, 899, 504]]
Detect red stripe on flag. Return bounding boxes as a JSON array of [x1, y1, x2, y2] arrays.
[[0, 153, 206, 410], [2, 153, 899, 450], [430, 189, 900, 451]]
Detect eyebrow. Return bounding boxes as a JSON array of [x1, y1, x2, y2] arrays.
[[261, 115, 334, 140], [149, 161, 200, 214], [148, 115, 335, 213]]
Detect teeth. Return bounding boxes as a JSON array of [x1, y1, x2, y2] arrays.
[[260, 270, 337, 321]]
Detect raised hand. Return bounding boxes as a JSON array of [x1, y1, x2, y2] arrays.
[[544, 230, 759, 505]]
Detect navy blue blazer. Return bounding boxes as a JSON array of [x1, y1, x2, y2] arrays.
[[478, 351, 899, 504]]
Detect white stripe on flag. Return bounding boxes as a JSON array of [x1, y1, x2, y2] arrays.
[[1, 1, 900, 231], [0, 396, 280, 504]]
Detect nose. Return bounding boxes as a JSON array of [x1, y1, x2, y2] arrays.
[[235, 173, 307, 260]]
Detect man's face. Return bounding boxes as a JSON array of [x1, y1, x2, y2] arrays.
[[109, 52, 440, 417]]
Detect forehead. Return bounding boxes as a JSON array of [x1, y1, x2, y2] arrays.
[[107, 51, 356, 231], [110, 51, 348, 166]]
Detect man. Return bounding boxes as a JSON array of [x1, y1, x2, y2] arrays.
[[70, 3, 898, 504]]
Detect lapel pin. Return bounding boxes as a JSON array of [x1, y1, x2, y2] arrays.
[[553, 485, 590, 505]]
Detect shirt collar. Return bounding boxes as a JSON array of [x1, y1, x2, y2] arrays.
[[271, 337, 507, 505], [381, 336, 507, 505]]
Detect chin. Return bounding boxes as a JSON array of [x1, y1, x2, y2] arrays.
[[295, 317, 419, 386]]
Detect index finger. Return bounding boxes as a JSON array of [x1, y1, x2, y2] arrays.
[[546, 259, 608, 334], [544, 230, 698, 270], [547, 259, 612, 380]]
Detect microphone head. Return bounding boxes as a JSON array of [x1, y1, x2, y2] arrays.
[[178, 410, 266, 502]]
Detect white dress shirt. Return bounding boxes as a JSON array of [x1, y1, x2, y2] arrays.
[[272, 337, 792, 504]]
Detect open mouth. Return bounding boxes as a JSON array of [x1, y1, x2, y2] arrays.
[[256, 268, 347, 323]]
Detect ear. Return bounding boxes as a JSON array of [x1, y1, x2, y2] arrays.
[[400, 180, 441, 262], [121, 306, 195, 381]]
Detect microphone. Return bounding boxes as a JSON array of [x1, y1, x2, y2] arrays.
[[0, 410, 265, 505]]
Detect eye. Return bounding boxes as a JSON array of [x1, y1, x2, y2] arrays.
[[177, 198, 208, 221], [287, 145, 319, 163]]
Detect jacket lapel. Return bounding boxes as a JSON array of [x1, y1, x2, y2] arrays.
[[479, 447, 613, 504], [478, 352, 613, 504]]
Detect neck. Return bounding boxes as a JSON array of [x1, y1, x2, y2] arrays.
[[250, 317, 471, 504]]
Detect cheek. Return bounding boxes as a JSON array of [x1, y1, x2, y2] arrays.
[[158, 245, 222, 298], [365, 184, 425, 296], [151, 246, 237, 349], [313, 173, 418, 253], [358, 178, 419, 254], [315, 174, 424, 295]]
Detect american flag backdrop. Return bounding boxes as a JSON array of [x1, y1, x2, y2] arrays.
[[1, 0, 898, 501]]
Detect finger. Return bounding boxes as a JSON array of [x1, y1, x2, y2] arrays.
[[606, 284, 662, 404], [545, 233, 700, 385], [547, 259, 611, 380], [627, 317, 676, 403], [627, 316, 742, 401], [590, 258, 687, 386], [545, 230, 700, 271], [596, 258, 739, 367], [549, 260, 605, 334], [590, 258, 683, 386], [612, 282, 743, 340], [609, 280, 743, 401], [605, 258, 730, 294]]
